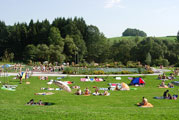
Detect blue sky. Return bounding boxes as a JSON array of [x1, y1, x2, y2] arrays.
[[0, 0, 179, 38]]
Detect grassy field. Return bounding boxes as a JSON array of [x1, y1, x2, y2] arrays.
[[0, 74, 179, 120]]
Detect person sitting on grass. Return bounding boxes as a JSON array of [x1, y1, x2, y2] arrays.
[[75, 89, 82, 95], [168, 73, 175, 80], [168, 83, 174, 88], [160, 80, 166, 87], [103, 91, 110, 96], [93, 88, 100, 96], [168, 93, 173, 99], [158, 74, 162, 80], [27, 99, 35, 105], [163, 90, 169, 99], [162, 73, 167, 79], [84, 87, 90, 95], [137, 97, 148, 106], [38, 100, 44, 105], [115, 84, 119, 91]]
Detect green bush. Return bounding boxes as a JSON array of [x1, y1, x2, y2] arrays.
[[93, 70, 104, 75], [142, 70, 154, 74], [153, 58, 169, 67], [121, 70, 131, 74], [126, 61, 138, 68], [63, 67, 73, 74]]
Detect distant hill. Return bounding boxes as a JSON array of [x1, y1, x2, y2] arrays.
[[108, 36, 176, 42]]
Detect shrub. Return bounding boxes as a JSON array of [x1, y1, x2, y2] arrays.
[[142, 70, 154, 74], [121, 70, 131, 74], [93, 70, 104, 75], [126, 61, 138, 68], [63, 67, 73, 74], [153, 58, 169, 67]]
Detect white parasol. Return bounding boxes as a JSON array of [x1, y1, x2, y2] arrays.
[[54, 81, 71, 93]]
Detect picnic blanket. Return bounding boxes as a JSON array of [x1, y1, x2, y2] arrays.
[[35, 92, 54, 95], [139, 103, 153, 108], [159, 85, 168, 88], [158, 79, 168, 81], [80, 78, 103, 82], [99, 88, 109, 91], [1, 85, 18, 91], [1, 87, 16, 91], [108, 83, 121, 86], [57, 77, 65, 79], [41, 88, 62, 91]]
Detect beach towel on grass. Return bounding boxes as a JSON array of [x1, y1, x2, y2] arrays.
[[159, 85, 168, 88], [109, 83, 121, 86], [140, 103, 153, 108], [41, 88, 62, 91], [80, 78, 89, 81], [35, 92, 54, 95], [1, 87, 16, 91], [99, 88, 109, 91]]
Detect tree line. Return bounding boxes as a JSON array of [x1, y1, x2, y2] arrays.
[[0, 17, 179, 66]]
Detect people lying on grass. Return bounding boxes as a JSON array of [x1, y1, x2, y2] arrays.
[[26, 99, 35, 105], [172, 95, 178, 100], [84, 87, 91, 95], [103, 91, 110, 96], [137, 97, 148, 106], [168, 83, 174, 88], [71, 86, 80, 89], [168, 93, 173, 99], [26, 99, 44, 105], [38, 100, 44, 105], [75, 89, 82, 95], [120, 82, 130, 91], [34, 92, 54, 95], [163, 90, 178, 100], [115, 84, 120, 91], [40, 76, 48, 80], [158, 74, 162, 80], [85, 76, 90, 79], [168, 73, 175, 80], [93, 88, 100, 96], [162, 73, 167, 79], [159, 81, 168, 88]]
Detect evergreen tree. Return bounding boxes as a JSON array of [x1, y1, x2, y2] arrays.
[[145, 52, 151, 65]]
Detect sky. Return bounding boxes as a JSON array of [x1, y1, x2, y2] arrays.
[[0, 0, 179, 38]]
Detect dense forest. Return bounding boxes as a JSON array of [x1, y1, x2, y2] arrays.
[[0, 17, 179, 66]]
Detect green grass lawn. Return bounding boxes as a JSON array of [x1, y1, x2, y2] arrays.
[[0, 75, 179, 120]]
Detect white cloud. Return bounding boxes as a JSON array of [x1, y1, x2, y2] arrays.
[[104, 0, 124, 8]]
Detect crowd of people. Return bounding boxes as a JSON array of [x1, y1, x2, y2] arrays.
[[163, 90, 178, 100], [26, 99, 44, 105], [158, 73, 175, 80], [75, 87, 110, 96], [32, 64, 64, 73]]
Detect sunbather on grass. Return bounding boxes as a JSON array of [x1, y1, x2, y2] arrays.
[[137, 97, 148, 106]]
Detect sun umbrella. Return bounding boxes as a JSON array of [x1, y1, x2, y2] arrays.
[[54, 81, 71, 93]]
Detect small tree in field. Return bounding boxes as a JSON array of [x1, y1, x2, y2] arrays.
[[145, 52, 151, 65]]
